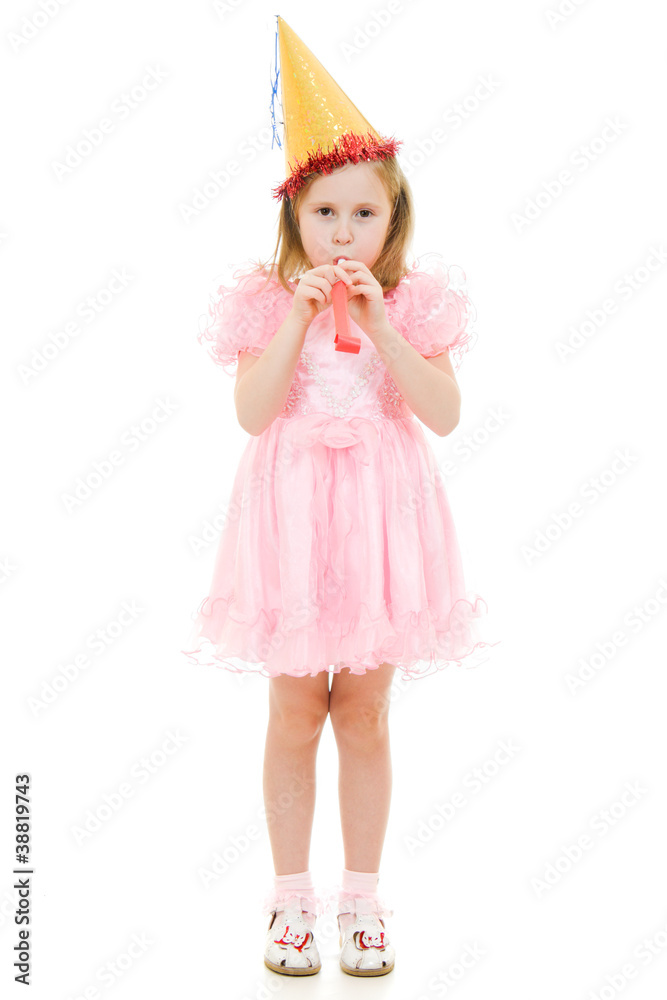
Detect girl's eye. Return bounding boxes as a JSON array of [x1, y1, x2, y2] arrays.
[[317, 208, 373, 218]]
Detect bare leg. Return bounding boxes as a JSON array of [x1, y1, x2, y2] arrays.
[[328, 662, 397, 871], [263, 671, 330, 874]]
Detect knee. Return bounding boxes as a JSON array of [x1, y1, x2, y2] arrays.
[[330, 696, 391, 745], [270, 701, 329, 743]]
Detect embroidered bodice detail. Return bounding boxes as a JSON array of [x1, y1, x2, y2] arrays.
[[278, 342, 410, 422], [300, 348, 383, 417], [373, 367, 405, 420], [280, 368, 311, 418]]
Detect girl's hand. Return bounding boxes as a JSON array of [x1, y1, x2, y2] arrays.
[[335, 259, 390, 339], [289, 263, 353, 328]]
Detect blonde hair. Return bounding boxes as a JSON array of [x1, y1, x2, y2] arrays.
[[248, 156, 415, 296]]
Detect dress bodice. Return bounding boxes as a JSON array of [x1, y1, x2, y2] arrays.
[[280, 313, 410, 422], [198, 253, 478, 425]]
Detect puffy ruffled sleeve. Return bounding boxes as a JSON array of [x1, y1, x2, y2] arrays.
[[197, 264, 294, 376], [385, 254, 478, 371]]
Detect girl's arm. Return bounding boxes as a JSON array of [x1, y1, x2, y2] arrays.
[[374, 323, 461, 437], [234, 311, 310, 435]]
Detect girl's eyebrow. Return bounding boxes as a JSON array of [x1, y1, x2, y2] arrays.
[[309, 201, 383, 210]]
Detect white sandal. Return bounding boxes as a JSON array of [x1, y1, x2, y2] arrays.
[[337, 896, 395, 976], [263, 898, 321, 976]]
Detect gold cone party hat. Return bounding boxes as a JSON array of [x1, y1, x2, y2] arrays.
[[270, 15, 403, 201]]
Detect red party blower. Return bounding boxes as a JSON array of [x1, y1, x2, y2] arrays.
[[332, 256, 360, 353]]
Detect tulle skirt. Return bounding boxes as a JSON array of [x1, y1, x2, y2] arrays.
[[181, 412, 499, 681]]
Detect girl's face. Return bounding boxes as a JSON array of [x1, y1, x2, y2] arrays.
[[296, 160, 393, 271]]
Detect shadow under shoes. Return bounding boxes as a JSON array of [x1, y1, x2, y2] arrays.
[[263, 898, 321, 976]]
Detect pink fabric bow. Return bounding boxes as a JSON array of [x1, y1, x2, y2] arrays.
[[282, 414, 380, 465], [278, 414, 381, 601]]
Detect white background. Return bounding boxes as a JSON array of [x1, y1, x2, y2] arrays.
[[2, 0, 666, 997]]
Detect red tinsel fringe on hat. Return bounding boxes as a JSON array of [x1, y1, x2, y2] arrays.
[[272, 131, 403, 202]]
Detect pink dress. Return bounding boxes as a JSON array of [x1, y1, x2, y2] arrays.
[[181, 252, 499, 681]]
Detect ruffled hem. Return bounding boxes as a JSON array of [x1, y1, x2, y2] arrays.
[[258, 884, 394, 920], [180, 594, 500, 681], [323, 884, 395, 919], [261, 885, 329, 919]]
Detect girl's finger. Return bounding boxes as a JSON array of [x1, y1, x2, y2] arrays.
[[306, 274, 335, 293], [334, 265, 353, 284]]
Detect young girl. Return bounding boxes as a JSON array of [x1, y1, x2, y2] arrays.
[[182, 15, 498, 978]]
